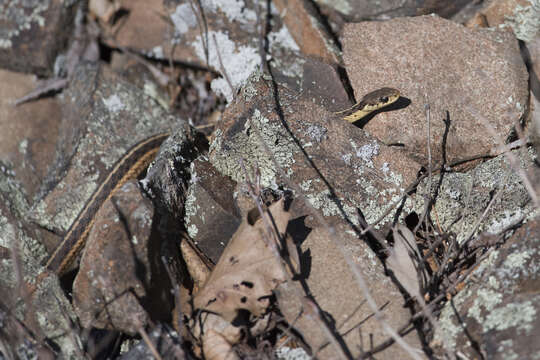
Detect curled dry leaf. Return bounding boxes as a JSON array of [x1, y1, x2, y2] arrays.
[[386, 225, 426, 300], [190, 199, 293, 358]]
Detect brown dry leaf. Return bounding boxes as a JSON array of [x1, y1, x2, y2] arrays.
[[386, 225, 425, 300], [193, 199, 292, 322]]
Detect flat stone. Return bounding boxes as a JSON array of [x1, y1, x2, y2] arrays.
[[433, 216, 540, 359], [469, 0, 540, 42], [103, 0, 304, 102], [73, 181, 172, 334], [341, 15, 528, 166], [0, 172, 80, 359], [0, 0, 78, 76], [0, 69, 61, 201], [184, 157, 241, 263], [276, 225, 423, 359]]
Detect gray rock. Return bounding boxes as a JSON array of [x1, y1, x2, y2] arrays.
[[0, 0, 80, 76], [433, 216, 540, 359]]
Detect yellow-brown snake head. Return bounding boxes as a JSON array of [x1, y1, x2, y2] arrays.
[[335, 87, 400, 123]]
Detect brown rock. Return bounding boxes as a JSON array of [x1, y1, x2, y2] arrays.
[[210, 72, 421, 227], [472, 0, 540, 42], [73, 181, 172, 334], [0, 0, 78, 76], [433, 217, 540, 359], [103, 0, 305, 102], [0, 69, 61, 201], [185, 157, 241, 263], [273, 0, 341, 65], [314, 0, 473, 23], [341, 15, 528, 166], [276, 225, 423, 359]]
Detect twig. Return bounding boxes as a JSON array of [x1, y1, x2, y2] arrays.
[[138, 326, 163, 360]]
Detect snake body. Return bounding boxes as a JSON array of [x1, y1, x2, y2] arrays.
[[46, 88, 400, 276]]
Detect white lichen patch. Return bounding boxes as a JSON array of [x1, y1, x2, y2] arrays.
[[352, 140, 379, 167], [170, 3, 198, 36], [0, 0, 49, 48], [314, 0, 353, 15], [268, 25, 299, 52], [484, 301, 537, 333], [306, 190, 359, 226], [192, 30, 260, 102], [102, 94, 125, 113], [210, 108, 297, 188], [200, 0, 256, 24], [187, 224, 199, 238], [505, 2, 540, 42]]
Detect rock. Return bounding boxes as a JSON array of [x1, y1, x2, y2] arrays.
[[118, 324, 185, 359], [412, 148, 536, 244], [272, 0, 341, 65], [465, 0, 540, 42], [29, 63, 186, 237], [313, 0, 473, 23], [184, 157, 241, 263], [276, 225, 423, 359], [102, 0, 308, 102], [73, 181, 172, 334], [433, 216, 540, 359], [209, 70, 421, 227], [341, 15, 528, 166], [0, 69, 62, 202], [0, 171, 80, 359], [0, 0, 79, 76]]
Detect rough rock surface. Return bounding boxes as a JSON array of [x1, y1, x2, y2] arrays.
[[74, 181, 172, 334], [341, 15, 528, 165], [468, 0, 540, 42], [314, 0, 473, 22], [433, 216, 540, 359], [0, 0, 78, 76], [184, 157, 241, 263], [29, 63, 186, 237], [0, 172, 80, 359], [105, 0, 305, 102], [276, 226, 422, 359], [412, 148, 537, 244], [209, 71, 421, 228], [0, 69, 62, 201]]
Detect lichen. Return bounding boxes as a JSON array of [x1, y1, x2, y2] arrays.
[[0, 0, 51, 48], [191, 30, 260, 102], [210, 108, 297, 189]]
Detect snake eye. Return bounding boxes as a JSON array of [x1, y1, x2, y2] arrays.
[[380, 96, 389, 103]]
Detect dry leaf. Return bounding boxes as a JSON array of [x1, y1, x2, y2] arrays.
[[386, 225, 424, 299], [193, 199, 292, 321]]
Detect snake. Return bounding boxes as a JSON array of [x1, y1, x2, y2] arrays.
[[334, 87, 400, 122], [46, 88, 400, 275]]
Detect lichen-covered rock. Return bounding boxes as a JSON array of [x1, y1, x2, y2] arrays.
[[29, 63, 186, 235], [0, 172, 80, 359], [413, 148, 537, 244], [209, 69, 421, 227], [433, 216, 540, 359], [0, 0, 79, 76]]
